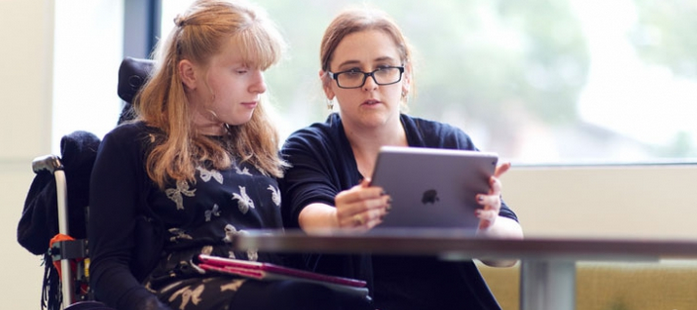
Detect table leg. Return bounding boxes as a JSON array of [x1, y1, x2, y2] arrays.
[[519, 260, 576, 310]]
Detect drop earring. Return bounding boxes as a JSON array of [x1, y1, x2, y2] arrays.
[[326, 98, 334, 110]]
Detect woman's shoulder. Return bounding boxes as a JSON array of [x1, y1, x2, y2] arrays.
[[106, 120, 164, 139], [284, 113, 342, 148], [401, 114, 475, 149], [402, 114, 462, 134], [101, 121, 157, 151], [104, 120, 148, 138]]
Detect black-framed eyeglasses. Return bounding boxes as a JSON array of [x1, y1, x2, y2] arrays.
[[328, 66, 405, 89]]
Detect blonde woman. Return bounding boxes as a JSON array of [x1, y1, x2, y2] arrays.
[[88, 1, 370, 309]]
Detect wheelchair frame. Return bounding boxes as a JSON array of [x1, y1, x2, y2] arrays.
[[32, 154, 90, 308], [23, 57, 154, 310]]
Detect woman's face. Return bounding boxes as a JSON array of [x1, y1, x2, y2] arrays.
[[184, 39, 267, 135], [324, 29, 409, 130]]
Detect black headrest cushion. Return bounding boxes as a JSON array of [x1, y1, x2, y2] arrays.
[[117, 57, 155, 104]]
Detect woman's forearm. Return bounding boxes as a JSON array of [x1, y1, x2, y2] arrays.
[[298, 203, 339, 233], [479, 216, 524, 239], [477, 216, 524, 267]]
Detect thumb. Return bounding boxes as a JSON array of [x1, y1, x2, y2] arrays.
[[494, 162, 511, 178]]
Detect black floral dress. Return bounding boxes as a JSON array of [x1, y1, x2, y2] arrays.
[[143, 159, 285, 310], [89, 122, 288, 310]]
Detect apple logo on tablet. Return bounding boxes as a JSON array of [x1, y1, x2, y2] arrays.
[[421, 189, 439, 204]]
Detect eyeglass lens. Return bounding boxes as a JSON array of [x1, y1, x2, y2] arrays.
[[337, 67, 402, 88]]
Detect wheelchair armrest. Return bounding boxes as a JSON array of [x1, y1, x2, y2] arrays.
[[32, 155, 63, 174]]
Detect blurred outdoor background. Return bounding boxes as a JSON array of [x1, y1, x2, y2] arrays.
[[153, 0, 697, 164], [53, 0, 697, 164]]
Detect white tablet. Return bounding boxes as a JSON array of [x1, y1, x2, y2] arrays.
[[370, 146, 498, 231]]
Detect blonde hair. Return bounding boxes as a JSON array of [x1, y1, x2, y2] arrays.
[[134, 0, 287, 189]]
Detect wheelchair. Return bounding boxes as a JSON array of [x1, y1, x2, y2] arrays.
[[18, 57, 153, 310]]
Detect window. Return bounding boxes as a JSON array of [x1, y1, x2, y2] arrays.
[[155, 0, 697, 164], [52, 0, 124, 152]]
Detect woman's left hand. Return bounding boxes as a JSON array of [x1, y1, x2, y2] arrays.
[[475, 162, 511, 231]]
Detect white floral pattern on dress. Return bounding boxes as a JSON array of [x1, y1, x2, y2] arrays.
[[222, 224, 238, 243], [204, 204, 221, 222], [222, 224, 258, 261], [165, 180, 196, 210], [231, 186, 254, 214], [223, 224, 238, 259], [267, 185, 281, 207], [221, 278, 245, 292], [168, 283, 204, 310], [169, 228, 193, 243], [235, 165, 252, 176], [196, 167, 223, 184], [201, 245, 213, 255]]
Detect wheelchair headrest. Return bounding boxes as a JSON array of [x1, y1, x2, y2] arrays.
[[117, 57, 155, 104]]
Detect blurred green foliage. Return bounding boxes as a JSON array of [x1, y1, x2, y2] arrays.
[[244, 0, 695, 160], [259, 0, 588, 147], [630, 0, 697, 79]]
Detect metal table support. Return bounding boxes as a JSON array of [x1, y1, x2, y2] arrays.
[[520, 260, 576, 310]]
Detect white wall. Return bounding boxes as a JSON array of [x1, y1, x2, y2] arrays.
[[0, 1, 54, 309], [503, 164, 697, 239]]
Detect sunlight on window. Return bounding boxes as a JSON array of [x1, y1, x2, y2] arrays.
[[155, 0, 697, 164], [52, 0, 124, 153], [573, 0, 697, 149]]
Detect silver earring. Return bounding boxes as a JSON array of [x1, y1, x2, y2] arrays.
[[326, 98, 334, 110], [207, 109, 220, 120], [401, 91, 410, 105]]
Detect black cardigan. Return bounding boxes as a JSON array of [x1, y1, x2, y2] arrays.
[[280, 113, 517, 310]]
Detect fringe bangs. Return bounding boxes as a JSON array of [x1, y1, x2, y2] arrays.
[[234, 19, 285, 70]]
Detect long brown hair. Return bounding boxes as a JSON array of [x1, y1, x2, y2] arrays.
[[134, 0, 287, 189]]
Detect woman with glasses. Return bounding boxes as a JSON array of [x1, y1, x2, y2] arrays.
[[279, 7, 524, 310]]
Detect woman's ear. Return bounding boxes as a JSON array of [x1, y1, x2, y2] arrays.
[[319, 69, 335, 100], [402, 63, 412, 95], [179, 59, 197, 90]]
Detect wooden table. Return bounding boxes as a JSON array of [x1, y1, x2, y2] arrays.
[[232, 229, 697, 310]]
